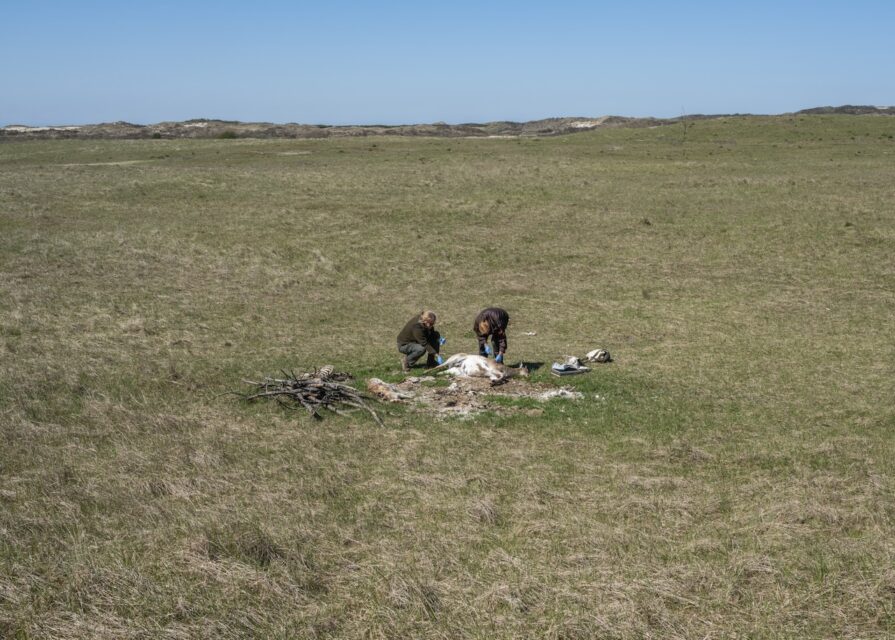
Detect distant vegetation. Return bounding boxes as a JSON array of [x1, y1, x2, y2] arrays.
[[3, 105, 892, 141]]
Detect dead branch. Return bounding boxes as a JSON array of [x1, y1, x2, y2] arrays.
[[235, 366, 382, 425]]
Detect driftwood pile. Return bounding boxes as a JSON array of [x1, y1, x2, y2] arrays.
[[239, 366, 383, 425]]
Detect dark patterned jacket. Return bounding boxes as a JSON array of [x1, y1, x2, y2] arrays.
[[473, 307, 509, 355]]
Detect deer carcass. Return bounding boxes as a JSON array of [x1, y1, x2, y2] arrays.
[[427, 354, 529, 384]]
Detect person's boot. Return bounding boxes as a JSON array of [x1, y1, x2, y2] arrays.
[[425, 354, 437, 369], [400, 354, 410, 373]]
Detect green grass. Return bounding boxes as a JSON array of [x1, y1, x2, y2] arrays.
[[2, 115, 894, 638]]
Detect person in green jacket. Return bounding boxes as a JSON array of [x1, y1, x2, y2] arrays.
[[397, 310, 445, 372]]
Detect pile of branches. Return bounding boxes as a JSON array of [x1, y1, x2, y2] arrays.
[[238, 366, 382, 425]]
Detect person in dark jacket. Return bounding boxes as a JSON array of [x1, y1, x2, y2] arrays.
[[397, 310, 444, 372], [473, 307, 509, 363]]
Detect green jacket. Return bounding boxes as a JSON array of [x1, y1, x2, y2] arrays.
[[397, 316, 440, 355]]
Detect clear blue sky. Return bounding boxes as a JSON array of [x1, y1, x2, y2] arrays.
[[2, 0, 893, 126]]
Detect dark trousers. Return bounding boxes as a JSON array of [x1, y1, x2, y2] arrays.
[[478, 335, 502, 357], [398, 331, 440, 367]]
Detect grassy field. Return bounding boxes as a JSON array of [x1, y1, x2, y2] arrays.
[[1, 115, 894, 638]]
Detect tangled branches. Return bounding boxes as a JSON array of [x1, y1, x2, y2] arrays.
[[238, 367, 383, 426]]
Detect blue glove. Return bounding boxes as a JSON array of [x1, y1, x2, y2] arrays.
[[495, 354, 504, 363], [435, 355, 444, 365], [438, 336, 446, 346], [483, 345, 492, 356]]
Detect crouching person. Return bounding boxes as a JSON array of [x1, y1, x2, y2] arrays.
[[474, 307, 509, 363], [397, 310, 444, 372]]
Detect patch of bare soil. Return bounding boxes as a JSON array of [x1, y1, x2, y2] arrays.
[[61, 160, 151, 166], [368, 376, 583, 419]]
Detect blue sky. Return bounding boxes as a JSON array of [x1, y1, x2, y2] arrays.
[[2, 0, 893, 126]]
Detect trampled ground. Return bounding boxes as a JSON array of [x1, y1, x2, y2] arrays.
[[1, 115, 894, 638]]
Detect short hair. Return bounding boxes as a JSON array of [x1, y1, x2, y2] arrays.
[[420, 310, 437, 324]]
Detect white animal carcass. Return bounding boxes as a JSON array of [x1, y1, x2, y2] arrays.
[[431, 354, 528, 384]]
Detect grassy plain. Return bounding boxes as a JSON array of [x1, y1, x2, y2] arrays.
[[1, 115, 894, 638]]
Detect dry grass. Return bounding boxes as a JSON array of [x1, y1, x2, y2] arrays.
[[2, 115, 895, 638]]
